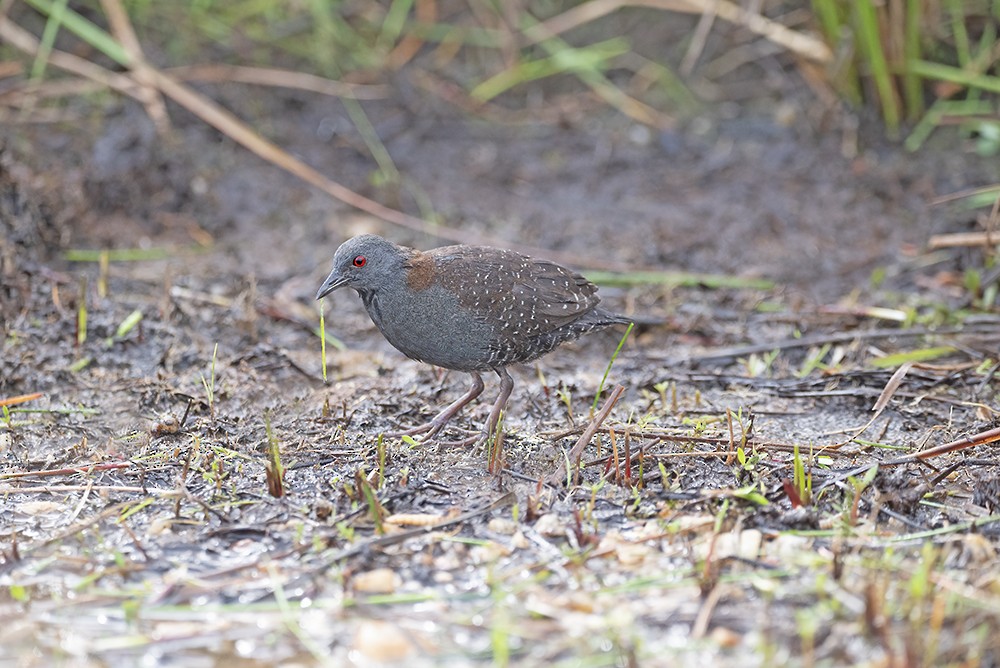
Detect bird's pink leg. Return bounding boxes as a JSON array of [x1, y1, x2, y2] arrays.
[[390, 372, 484, 444], [481, 367, 513, 451]]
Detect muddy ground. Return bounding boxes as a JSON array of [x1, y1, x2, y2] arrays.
[[2, 30, 1000, 667]]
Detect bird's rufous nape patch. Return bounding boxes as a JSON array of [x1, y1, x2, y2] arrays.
[[405, 253, 436, 291]]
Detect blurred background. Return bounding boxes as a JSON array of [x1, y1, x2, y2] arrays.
[[2, 0, 998, 305], [3, 3, 1000, 666]]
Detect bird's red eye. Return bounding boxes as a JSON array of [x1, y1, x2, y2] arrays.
[[353, 255, 366, 267]]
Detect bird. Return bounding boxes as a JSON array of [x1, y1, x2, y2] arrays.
[[315, 234, 631, 447]]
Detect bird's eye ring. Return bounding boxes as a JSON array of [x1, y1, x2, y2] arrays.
[[353, 255, 366, 267]]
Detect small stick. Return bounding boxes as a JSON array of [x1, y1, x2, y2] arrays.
[[816, 425, 1000, 491], [0, 461, 133, 480], [0, 392, 43, 407], [0, 485, 172, 494], [548, 385, 625, 486]]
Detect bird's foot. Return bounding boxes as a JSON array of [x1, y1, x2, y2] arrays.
[[388, 419, 479, 446], [387, 372, 485, 445]]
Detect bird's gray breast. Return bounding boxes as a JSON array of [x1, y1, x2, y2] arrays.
[[363, 285, 494, 371]]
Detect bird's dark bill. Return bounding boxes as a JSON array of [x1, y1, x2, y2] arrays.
[[316, 272, 349, 300]]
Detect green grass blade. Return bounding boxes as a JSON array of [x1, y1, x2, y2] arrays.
[[30, 0, 69, 80], [586, 270, 773, 291], [871, 346, 956, 368], [909, 59, 1000, 95], [471, 38, 630, 102], [854, 0, 900, 134], [64, 247, 205, 262], [378, 0, 415, 53], [902, 0, 923, 120], [946, 0, 972, 67], [906, 99, 995, 151], [810, 0, 842, 43], [403, 21, 504, 48], [343, 97, 400, 183], [319, 300, 328, 383], [105, 309, 144, 347], [591, 322, 633, 415], [22, 0, 129, 65]]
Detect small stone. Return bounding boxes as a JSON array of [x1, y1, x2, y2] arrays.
[[598, 531, 653, 566], [710, 626, 743, 648], [563, 592, 596, 614], [694, 529, 762, 561], [15, 501, 63, 515], [487, 517, 518, 535], [351, 620, 415, 662], [470, 541, 512, 563], [352, 568, 401, 594], [533, 513, 564, 537], [627, 124, 652, 146]]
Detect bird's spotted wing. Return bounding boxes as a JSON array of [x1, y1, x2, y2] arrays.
[[514, 259, 599, 326], [427, 245, 608, 367], [430, 245, 598, 330]]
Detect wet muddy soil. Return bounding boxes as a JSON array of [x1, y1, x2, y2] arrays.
[[2, 71, 1000, 665]]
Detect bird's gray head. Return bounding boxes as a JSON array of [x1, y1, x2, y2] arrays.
[[315, 234, 409, 300]]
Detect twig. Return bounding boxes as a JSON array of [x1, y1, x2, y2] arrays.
[[521, 0, 831, 64], [927, 231, 999, 249], [0, 16, 142, 100], [691, 582, 725, 639], [931, 184, 1000, 205], [816, 425, 1000, 491], [67, 478, 94, 523], [679, 0, 717, 76], [548, 385, 625, 485], [0, 392, 43, 407], [0, 461, 133, 480], [166, 64, 388, 99], [0, 485, 173, 494], [100, 0, 169, 134]]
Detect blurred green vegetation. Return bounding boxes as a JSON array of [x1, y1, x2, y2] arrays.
[[111, 0, 697, 126], [812, 0, 1000, 149], [5, 1, 1000, 150]]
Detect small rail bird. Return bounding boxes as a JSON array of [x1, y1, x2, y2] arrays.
[[316, 234, 630, 446]]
